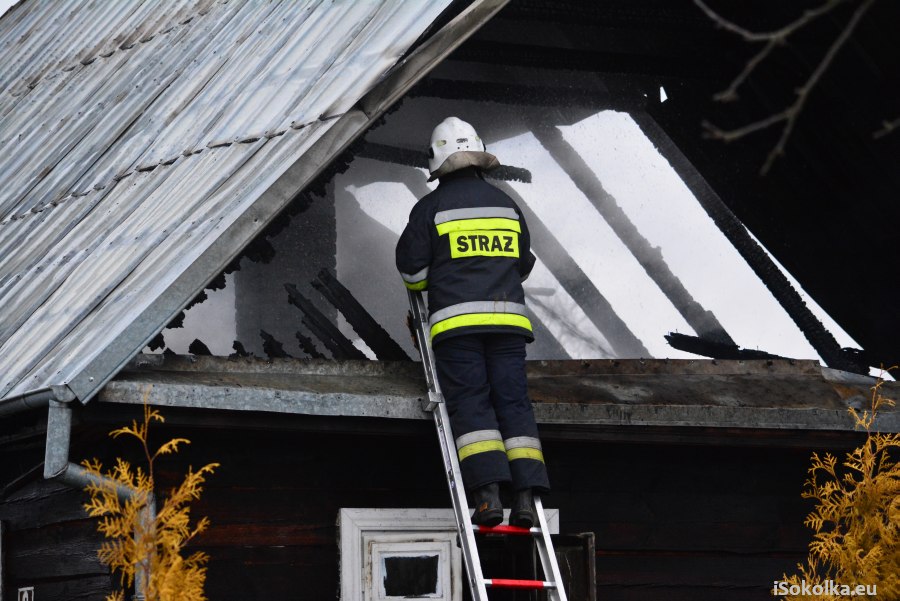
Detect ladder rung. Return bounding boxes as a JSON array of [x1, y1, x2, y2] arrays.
[[485, 579, 556, 590], [472, 524, 540, 536]]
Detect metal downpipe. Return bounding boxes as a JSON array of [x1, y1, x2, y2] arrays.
[[0, 385, 76, 417], [43, 400, 155, 599]]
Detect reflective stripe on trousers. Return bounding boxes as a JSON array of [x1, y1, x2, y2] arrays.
[[434, 333, 550, 492]]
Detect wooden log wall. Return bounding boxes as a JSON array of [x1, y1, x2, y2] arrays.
[[0, 407, 853, 601]]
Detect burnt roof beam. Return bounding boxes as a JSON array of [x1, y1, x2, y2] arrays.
[[531, 122, 736, 348], [494, 180, 649, 357], [631, 113, 867, 375]]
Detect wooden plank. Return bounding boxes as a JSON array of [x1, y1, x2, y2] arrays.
[[284, 283, 366, 360], [294, 330, 325, 359], [20, 575, 112, 601], [312, 269, 409, 361], [195, 523, 333, 547], [0, 480, 87, 530], [0, 520, 5, 601], [594, 553, 803, 593], [596, 584, 774, 601], [554, 533, 596, 601], [7, 520, 105, 579], [0, 421, 837, 601], [200, 546, 335, 601]]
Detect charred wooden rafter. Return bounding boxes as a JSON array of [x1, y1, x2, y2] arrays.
[[632, 114, 870, 375], [358, 141, 532, 183], [284, 284, 366, 360], [494, 181, 648, 357], [230, 341, 252, 358], [451, 40, 715, 79], [188, 339, 212, 356], [312, 269, 409, 361], [665, 332, 787, 361], [531, 122, 737, 348], [260, 330, 292, 359], [295, 330, 326, 360], [409, 78, 637, 112]]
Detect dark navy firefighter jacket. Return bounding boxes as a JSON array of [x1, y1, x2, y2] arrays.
[[396, 169, 536, 345]]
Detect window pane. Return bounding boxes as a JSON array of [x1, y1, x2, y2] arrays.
[[382, 554, 439, 597]]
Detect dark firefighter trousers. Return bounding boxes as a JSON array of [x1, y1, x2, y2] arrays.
[[433, 333, 550, 493]]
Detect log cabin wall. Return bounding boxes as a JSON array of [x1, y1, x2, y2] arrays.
[[0, 405, 863, 601]]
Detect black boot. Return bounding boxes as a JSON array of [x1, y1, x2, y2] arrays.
[[510, 488, 536, 528], [471, 482, 503, 527]]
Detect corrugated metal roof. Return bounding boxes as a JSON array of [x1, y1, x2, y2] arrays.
[[0, 0, 457, 401]]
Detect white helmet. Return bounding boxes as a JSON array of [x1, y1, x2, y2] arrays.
[[426, 116, 499, 181]]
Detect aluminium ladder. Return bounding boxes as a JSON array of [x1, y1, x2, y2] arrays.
[[407, 290, 568, 601]]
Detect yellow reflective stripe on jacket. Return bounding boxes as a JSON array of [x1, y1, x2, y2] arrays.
[[430, 313, 532, 339], [458, 439, 506, 461], [435, 217, 521, 236], [430, 301, 528, 325], [507, 447, 545, 462]]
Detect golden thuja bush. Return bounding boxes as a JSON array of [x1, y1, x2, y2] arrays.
[[82, 398, 219, 601], [778, 369, 899, 600]]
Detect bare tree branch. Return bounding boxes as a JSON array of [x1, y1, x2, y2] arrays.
[[874, 116, 900, 139], [714, 37, 780, 102], [702, 109, 791, 141], [695, 0, 849, 42], [759, 0, 877, 173], [695, 0, 879, 174]]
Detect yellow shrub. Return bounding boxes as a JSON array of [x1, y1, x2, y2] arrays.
[[779, 370, 899, 600], [82, 394, 219, 601]]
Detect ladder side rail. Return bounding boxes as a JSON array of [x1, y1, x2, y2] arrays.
[[534, 495, 569, 601], [434, 403, 489, 600], [407, 290, 490, 600], [408, 290, 441, 410]]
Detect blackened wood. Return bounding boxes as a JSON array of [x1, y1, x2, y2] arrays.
[[202, 546, 335, 601], [665, 333, 787, 361], [8, 519, 105, 579], [230, 340, 251, 358], [495, 180, 646, 357], [1, 461, 44, 501], [259, 330, 292, 359], [0, 480, 87, 530], [196, 523, 333, 547], [596, 584, 772, 601], [284, 283, 365, 359], [295, 330, 325, 359], [358, 141, 533, 183], [25, 575, 112, 601], [146, 331, 165, 352], [532, 122, 736, 347], [0, 412, 848, 601], [554, 533, 596, 601], [188, 339, 212, 356], [300, 315, 347, 359], [312, 269, 410, 361], [0, 520, 5, 601], [632, 112, 868, 374], [594, 552, 799, 588]]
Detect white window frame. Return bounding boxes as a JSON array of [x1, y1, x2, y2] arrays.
[[339, 508, 560, 601], [371, 539, 453, 600]]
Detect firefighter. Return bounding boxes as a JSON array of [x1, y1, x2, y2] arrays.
[[396, 117, 550, 528]]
